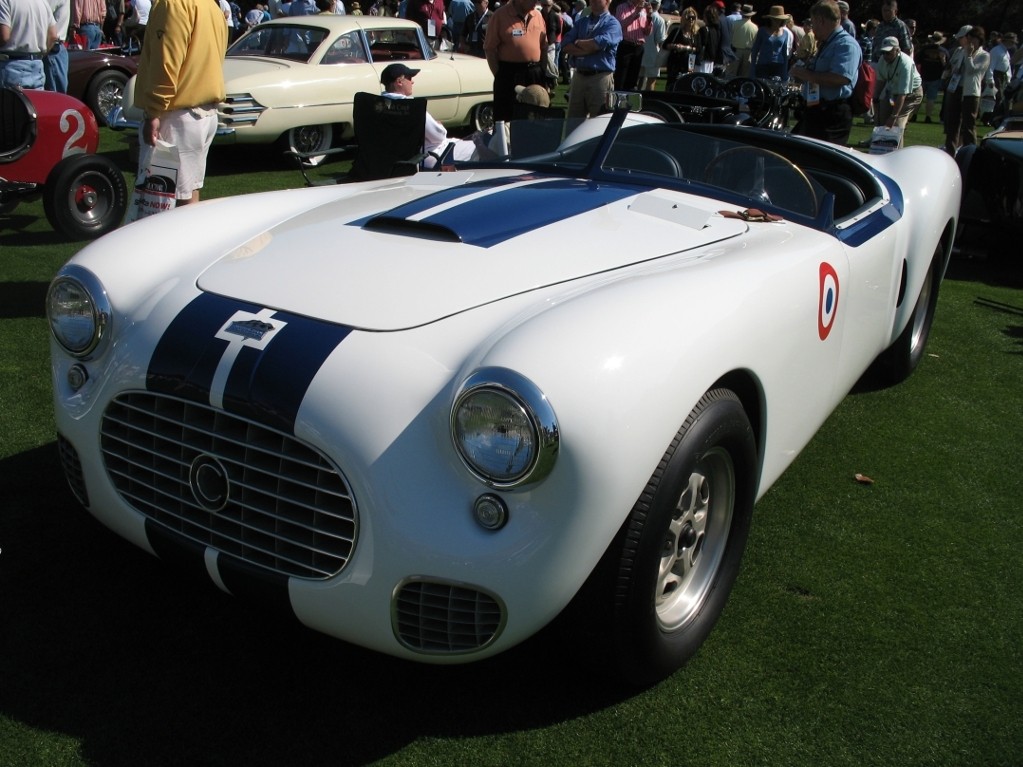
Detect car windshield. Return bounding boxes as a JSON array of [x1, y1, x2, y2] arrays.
[[228, 24, 331, 62], [456, 114, 823, 220]]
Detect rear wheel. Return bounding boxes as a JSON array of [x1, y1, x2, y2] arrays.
[[43, 154, 128, 240], [287, 124, 333, 166], [610, 389, 757, 687], [473, 102, 494, 133], [874, 244, 943, 384]]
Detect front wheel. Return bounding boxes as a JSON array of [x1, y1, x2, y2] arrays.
[[611, 389, 757, 687], [43, 154, 128, 240], [85, 69, 128, 127]]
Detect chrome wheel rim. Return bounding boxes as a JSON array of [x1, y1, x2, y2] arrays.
[[655, 446, 735, 630]]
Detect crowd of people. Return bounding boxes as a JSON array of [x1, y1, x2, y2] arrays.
[[5, 0, 1023, 200]]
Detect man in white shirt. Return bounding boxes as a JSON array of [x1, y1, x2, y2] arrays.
[[0, 0, 58, 89]]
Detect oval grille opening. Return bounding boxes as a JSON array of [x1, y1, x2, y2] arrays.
[[101, 391, 357, 580]]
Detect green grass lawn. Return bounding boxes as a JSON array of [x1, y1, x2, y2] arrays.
[[1, 117, 1020, 767]]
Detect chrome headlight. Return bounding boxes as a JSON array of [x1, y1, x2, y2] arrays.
[[46, 265, 110, 358], [451, 368, 559, 489]]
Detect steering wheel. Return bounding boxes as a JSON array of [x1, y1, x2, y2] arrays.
[[729, 77, 767, 115], [702, 146, 817, 217]]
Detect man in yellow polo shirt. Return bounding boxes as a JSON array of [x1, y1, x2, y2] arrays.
[[135, 0, 227, 205]]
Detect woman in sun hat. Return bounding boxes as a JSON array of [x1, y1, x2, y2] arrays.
[[750, 5, 793, 81]]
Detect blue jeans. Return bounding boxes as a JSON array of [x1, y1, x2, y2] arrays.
[[44, 44, 69, 93], [0, 59, 45, 89], [80, 22, 104, 49]]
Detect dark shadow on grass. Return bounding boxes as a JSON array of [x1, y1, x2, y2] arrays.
[[0, 443, 633, 767], [946, 249, 1023, 290], [0, 282, 48, 318]]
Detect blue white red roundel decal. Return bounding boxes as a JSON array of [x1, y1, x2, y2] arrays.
[[818, 262, 839, 340]]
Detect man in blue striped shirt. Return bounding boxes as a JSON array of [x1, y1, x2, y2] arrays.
[[561, 0, 622, 118]]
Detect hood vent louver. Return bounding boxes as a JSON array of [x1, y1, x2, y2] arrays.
[[363, 216, 462, 242]]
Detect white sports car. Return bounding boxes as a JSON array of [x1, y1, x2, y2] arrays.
[[48, 100, 960, 685]]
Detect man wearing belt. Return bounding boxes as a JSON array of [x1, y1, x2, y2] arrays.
[[73, 0, 104, 48], [135, 0, 227, 205], [727, 5, 757, 77], [790, 0, 859, 146], [44, 0, 71, 92], [875, 36, 922, 131], [484, 0, 547, 122], [0, 0, 58, 90], [612, 0, 648, 90], [561, 0, 620, 119]]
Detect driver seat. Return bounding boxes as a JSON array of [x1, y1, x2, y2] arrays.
[[0, 88, 37, 164]]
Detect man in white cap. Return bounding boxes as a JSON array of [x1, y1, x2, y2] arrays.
[[875, 35, 922, 131], [381, 63, 485, 164]]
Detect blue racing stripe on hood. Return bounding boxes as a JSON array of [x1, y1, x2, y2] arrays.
[[358, 176, 639, 248], [147, 292, 351, 433]]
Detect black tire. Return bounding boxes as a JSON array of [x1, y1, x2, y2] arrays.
[[85, 69, 128, 127], [873, 244, 943, 385], [611, 388, 757, 687], [287, 124, 333, 166], [43, 154, 128, 240], [473, 102, 495, 133]]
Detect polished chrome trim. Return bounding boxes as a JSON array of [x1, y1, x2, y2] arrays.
[[47, 264, 111, 359], [450, 366, 559, 490]]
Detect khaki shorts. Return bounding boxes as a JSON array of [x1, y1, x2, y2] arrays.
[[137, 105, 218, 200]]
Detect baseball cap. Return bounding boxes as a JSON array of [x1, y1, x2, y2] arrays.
[[381, 63, 420, 86], [879, 36, 900, 51], [954, 25, 973, 39]]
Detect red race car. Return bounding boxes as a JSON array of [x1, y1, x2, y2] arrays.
[[1, 87, 127, 240]]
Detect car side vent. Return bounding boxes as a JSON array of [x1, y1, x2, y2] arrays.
[[363, 216, 462, 242], [393, 579, 504, 654], [57, 433, 89, 507]]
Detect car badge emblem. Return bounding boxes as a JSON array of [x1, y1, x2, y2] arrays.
[[189, 454, 230, 513], [224, 319, 276, 342]]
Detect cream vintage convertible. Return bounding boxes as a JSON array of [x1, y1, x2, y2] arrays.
[[115, 16, 494, 157]]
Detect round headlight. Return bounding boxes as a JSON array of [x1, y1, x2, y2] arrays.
[[46, 266, 110, 358], [451, 368, 559, 489]]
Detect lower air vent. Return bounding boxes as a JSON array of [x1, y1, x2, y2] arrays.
[[393, 579, 504, 654], [57, 433, 89, 507]]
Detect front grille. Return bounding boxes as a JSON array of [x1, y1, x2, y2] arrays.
[[57, 433, 89, 507], [101, 391, 357, 580], [218, 93, 266, 128], [394, 580, 504, 654]]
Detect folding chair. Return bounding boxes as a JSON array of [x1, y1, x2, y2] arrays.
[[289, 92, 430, 185]]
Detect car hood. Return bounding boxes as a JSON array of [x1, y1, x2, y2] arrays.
[[196, 171, 748, 331]]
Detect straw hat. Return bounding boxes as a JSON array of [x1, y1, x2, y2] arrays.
[[740, 3, 755, 15], [928, 31, 946, 44], [764, 5, 789, 21]]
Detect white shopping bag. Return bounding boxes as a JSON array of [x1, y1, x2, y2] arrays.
[[125, 139, 179, 223], [869, 126, 903, 154]]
